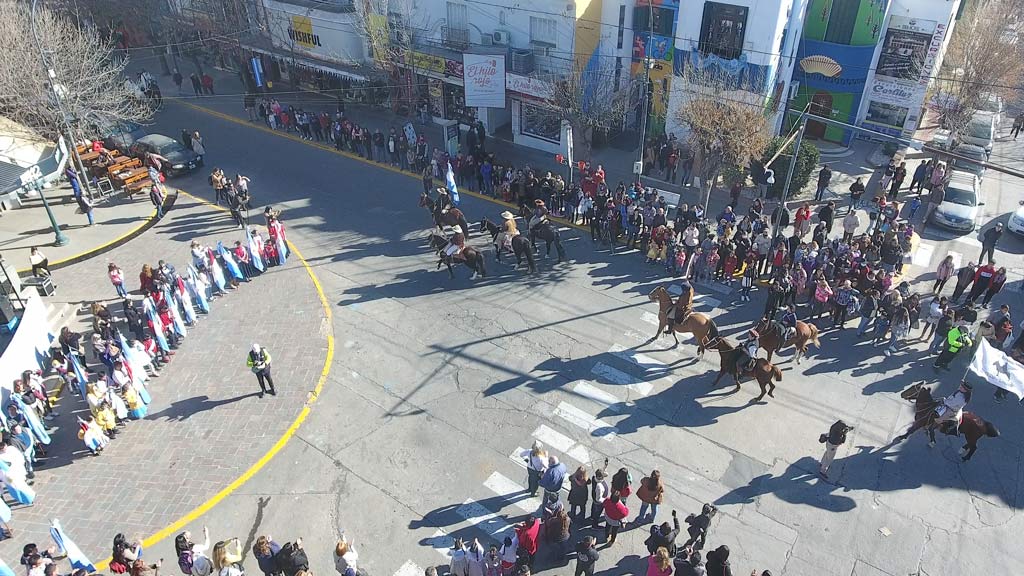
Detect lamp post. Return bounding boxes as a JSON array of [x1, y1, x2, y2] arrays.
[[635, 1, 655, 177], [32, 177, 69, 247]]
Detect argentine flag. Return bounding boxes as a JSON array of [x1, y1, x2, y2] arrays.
[[50, 519, 96, 573], [217, 242, 244, 280], [13, 394, 50, 445], [68, 354, 89, 397], [446, 161, 460, 205], [248, 229, 265, 272]]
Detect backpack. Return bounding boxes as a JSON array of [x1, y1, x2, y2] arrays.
[[178, 550, 195, 575], [275, 542, 309, 576], [846, 296, 861, 316]]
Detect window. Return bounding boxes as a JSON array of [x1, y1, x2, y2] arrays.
[[823, 0, 860, 44], [698, 2, 748, 60], [446, 2, 468, 30], [530, 16, 557, 47], [633, 5, 674, 37], [617, 5, 626, 49], [521, 103, 561, 142], [614, 56, 623, 90], [865, 101, 908, 128]]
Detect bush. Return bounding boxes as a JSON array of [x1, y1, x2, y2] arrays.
[[759, 137, 820, 199]]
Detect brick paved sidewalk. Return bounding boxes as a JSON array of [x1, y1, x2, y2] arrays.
[[0, 193, 328, 563]]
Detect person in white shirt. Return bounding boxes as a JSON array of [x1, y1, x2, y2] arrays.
[[520, 441, 547, 497], [333, 535, 358, 575]]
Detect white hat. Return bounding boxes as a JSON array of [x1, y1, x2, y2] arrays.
[[500, 211, 515, 220], [252, 343, 261, 352]]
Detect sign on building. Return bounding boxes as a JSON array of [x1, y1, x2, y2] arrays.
[[463, 54, 506, 108]]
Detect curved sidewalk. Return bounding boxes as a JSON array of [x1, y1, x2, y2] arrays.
[[0, 192, 332, 564]]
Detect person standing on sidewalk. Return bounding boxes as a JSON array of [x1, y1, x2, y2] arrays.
[[818, 419, 853, 480], [933, 322, 973, 371], [539, 455, 567, 503], [150, 183, 165, 219], [172, 69, 183, 94], [888, 161, 907, 200], [573, 536, 599, 576], [189, 73, 202, 96], [979, 223, 1003, 264], [247, 343, 276, 398], [589, 466, 609, 530], [108, 263, 128, 298], [1013, 112, 1024, 140], [909, 160, 928, 193], [950, 261, 977, 303], [814, 164, 832, 202], [520, 442, 547, 497]]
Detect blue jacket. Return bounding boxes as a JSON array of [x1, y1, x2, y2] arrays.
[[539, 462, 567, 492]]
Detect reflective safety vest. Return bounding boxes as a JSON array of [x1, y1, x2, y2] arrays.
[[947, 327, 970, 352]]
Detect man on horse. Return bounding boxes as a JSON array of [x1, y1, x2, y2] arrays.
[[435, 186, 454, 215], [779, 305, 798, 343], [528, 199, 550, 231], [496, 211, 519, 253], [442, 227, 467, 262], [932, 381, 972, 433], [737, 329, 760, 373], [672, 280, 695, 327]]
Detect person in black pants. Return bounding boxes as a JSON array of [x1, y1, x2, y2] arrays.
[[682, 504, 716, 551], [247, 344, 276, 398], [574, 537, 599, 576], [979, 223, 1003, 264]]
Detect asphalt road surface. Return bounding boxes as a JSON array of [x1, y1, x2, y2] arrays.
[[125, 100, 1024, 576]]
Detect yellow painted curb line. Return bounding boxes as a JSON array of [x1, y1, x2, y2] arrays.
[[177, 101, 593, 235], [92, 190, 335, 571]]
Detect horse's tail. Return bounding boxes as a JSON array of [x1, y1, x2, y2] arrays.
[[772, 364, 783, 382], [475, 250, 487, 277], [984, 421, 1000, 437], [808, 324, 821, 348]]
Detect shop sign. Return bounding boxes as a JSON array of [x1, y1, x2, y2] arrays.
[[507, 72, 553, 100], [410, 51, 446, 75]]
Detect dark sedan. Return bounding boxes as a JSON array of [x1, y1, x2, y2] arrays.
[[128, 134, 203, 177]]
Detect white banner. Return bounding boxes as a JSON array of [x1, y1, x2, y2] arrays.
[[463, 54, 506, 108], [969, 339, 1024, 400]]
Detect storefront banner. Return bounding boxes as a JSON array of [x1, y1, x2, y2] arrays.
[[919, 22, 947, 90], [793, 40, 876, 92], [875, 17, 935, 82], [869, 78, 921, 107], [506, 73, 553, 100], [265, 3, 365, 69], [410, 51, 446, 75], [464, 54, 506, 108]]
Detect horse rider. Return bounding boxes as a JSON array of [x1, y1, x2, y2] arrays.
[[672, 280, 695, 327], [435, 187, 453, 215], [931, 381, 972, 432], [496, 210, 519, 253], [442, 226, 467, 262], [737, 329, 760, 373], [528, 199, 550, 231], [780, 304, 798, 343]]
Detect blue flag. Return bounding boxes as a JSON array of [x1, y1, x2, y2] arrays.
[[12, 394, 50, 445], [186, 265, 211, 313], [207, 252, 227, 292], [276, 234, 288, 266], [50, 519, 96, 573], [217, 242, 244, 280], [248, 229, 265, 272], [0, 558, 16, 576], [162, 285, 187, 337], [144, 297, 170, 352], [68, 354, 88, 398], [446, 161, 460, 205]]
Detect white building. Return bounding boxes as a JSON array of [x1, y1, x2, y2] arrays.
[[857, 0, 962, 138]]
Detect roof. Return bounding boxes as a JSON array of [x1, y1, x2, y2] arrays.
[[139, 133, 176, 146], [0, 158, 25, 194]]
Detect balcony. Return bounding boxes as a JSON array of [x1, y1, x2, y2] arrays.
[[442, 26, 470, 50]]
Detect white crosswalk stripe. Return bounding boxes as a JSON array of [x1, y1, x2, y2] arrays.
[[912, 241, 935, 267], [428, 529, 453, 559], [454, 498, 516, 538], [573, 381, 632, 413], [528, 424, 591, 463], [668, 284, 722, 310], [553, 401, 618, 441], [393, 560, 425, 576], [483, 471, 543, 513], [591, 361, 657, 396]]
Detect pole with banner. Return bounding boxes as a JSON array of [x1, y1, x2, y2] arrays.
[[565, 124, 574, 186]]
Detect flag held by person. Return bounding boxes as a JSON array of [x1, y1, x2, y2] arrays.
[[248, 228, 265, 272], [969, 338, 1024, 400], [217, 242, 245, 280], [68, 354, 89, 398], [446, 161, 460, 205], [50, 519, 95, 573], [12, 394, 50, 445]]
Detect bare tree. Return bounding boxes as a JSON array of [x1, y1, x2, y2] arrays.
[[0, 1, 153, 142], [354, 0, 425, 111], [932, 0, 1024, 139], [674, 65, 772, 209]]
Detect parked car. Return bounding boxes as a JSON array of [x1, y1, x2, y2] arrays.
[[951, 143, 987, 181], [99, 120, 147, 151], [977, 92, 1004, 129], [1007, 200, 1024, 235], [128, 134, 203, 177], [961, 112, 996, 157], [930, 170, 982, 232]]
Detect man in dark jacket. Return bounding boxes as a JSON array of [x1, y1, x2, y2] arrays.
[[815, 164, 832, 201], [771, 203, 791, 231], [979, 223, 1003, 264], [819, 420, 854, 479], [682, 504, 716, 551], [818, 201, 836, 235], [573, 536, 599, 576], [646, 510, 681, 555], [951, 262, 977, 303]]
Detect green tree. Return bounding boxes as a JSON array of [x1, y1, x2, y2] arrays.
[[758, 137, 820, 199]]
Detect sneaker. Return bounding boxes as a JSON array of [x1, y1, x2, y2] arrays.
[[884, 349, 892, 357]]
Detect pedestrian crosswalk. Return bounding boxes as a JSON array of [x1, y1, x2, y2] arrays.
[[391, 312, 720, 576]]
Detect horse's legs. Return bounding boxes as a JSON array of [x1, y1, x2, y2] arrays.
[[766, 347, 774, 363], [555, 238, 566, 262], [768, 374, 776, 398], [962, 438, 978, 461], [712, 369, 726, 386], [926, 424, 937, 447]]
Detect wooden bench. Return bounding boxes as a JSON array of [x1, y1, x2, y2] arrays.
[[79, 150, 100, 163], [107, 157, 141, 176], [126, 178, 154, 196]]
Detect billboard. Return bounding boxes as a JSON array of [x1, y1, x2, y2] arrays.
[[875, 17, 935, 81], [463, 54, 506, 108]]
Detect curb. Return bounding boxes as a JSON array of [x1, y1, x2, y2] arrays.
[[16, 190, 180, 276]]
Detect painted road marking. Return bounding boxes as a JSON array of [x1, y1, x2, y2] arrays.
[[912, 241, 935, 267], [641, 311, 662, 326], [428, 529, 453, 559], [668, 285, 722, 309], [623, 329, 690, 348], [455, 498, 515, 538], [948, 250, 963, 270], [554, 401, 618, 441], [394, 560, 425, 576], [573, 381, 631, 413], [483, 471, 543, 513], [530, 424, 591, 463], [591, 361, 656, 396]]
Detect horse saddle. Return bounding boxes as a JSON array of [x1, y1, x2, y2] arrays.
[[938, 420, 959, 436]]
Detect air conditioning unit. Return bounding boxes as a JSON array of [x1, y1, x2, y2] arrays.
[[511, 49, 534, 74], [492, 30, 511, 45]]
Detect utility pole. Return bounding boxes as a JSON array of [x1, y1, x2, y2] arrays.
[[635, 1, 654, 177], [772, 111, 807, 237]]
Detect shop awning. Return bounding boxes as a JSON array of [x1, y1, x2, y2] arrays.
[[241, 42, 371, 82]]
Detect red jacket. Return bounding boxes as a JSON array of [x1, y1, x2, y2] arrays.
[[973, 264, 995, 284], [602, 498, 629, 521], [516, 518, 541, 554]]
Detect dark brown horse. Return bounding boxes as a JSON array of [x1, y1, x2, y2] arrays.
[[894, 383, 999, 461], [419, 190, 471, 238], [754, 317, 820, 364], [647, 286, 718, 356], [709, 338, 783, 401], [428, 233, 487, 279]]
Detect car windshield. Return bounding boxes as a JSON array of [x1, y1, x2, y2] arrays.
[[155, 143, 182, 156], [944, 186, 977, 207], [969, 121, 992, 139]]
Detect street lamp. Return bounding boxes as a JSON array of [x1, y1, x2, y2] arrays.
[[29, 0, 74, 247], [635, 1, 655, 177]]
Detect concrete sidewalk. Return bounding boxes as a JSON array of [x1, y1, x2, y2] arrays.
[[0, 184, 162, 275]]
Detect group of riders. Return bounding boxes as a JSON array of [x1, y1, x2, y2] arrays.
[[430, 187, 554, 264]]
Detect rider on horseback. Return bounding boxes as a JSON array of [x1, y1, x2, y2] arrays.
[[780, 305, 798, 343], [528, 199, 550, 231], [933, 381, 972, 433], [737, 329, 760, 373], [436, 187, 453, 215], [496, 211, 519, 252], [443, 228, 467, 262], [672, 280, 695, 327]]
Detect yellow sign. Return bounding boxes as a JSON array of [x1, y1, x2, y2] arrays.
[[288, 15, 321, 49], [410, 51, 446, 75]]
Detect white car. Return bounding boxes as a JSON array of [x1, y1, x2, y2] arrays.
[[1008, 200, 1024, 235], [930, 170, 982, 232]]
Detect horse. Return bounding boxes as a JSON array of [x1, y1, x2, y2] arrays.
[[708, 338, 783, 402], [894, 383, 999, 462], [754, 317, 820, 364], [647, 286, 718, 357], [419, 190, 471, 239], [479, 218, 537, 274], [529, 220, 567, 263], [427, 233, 487, 280]]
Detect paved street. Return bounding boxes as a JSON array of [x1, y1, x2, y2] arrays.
[[60, 94, 1017, 576]]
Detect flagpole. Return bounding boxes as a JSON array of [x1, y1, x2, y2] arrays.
[[962, 326, 982, 382]]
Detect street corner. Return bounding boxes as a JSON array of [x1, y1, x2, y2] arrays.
[[0, 187, 334, 566]]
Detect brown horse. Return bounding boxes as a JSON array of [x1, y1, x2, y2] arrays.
[[647, 286, 718, 357], [894, 383, 999, 461], [428, 233, 487, 279], [419, 190, 471, 238], [709, 338, 783, 401], [754, 317, 820, 364]]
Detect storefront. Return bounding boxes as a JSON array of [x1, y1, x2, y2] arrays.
[[507, 73, 563, 154], [404, 50, 479, 127], [790, 39, 877, 145]]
